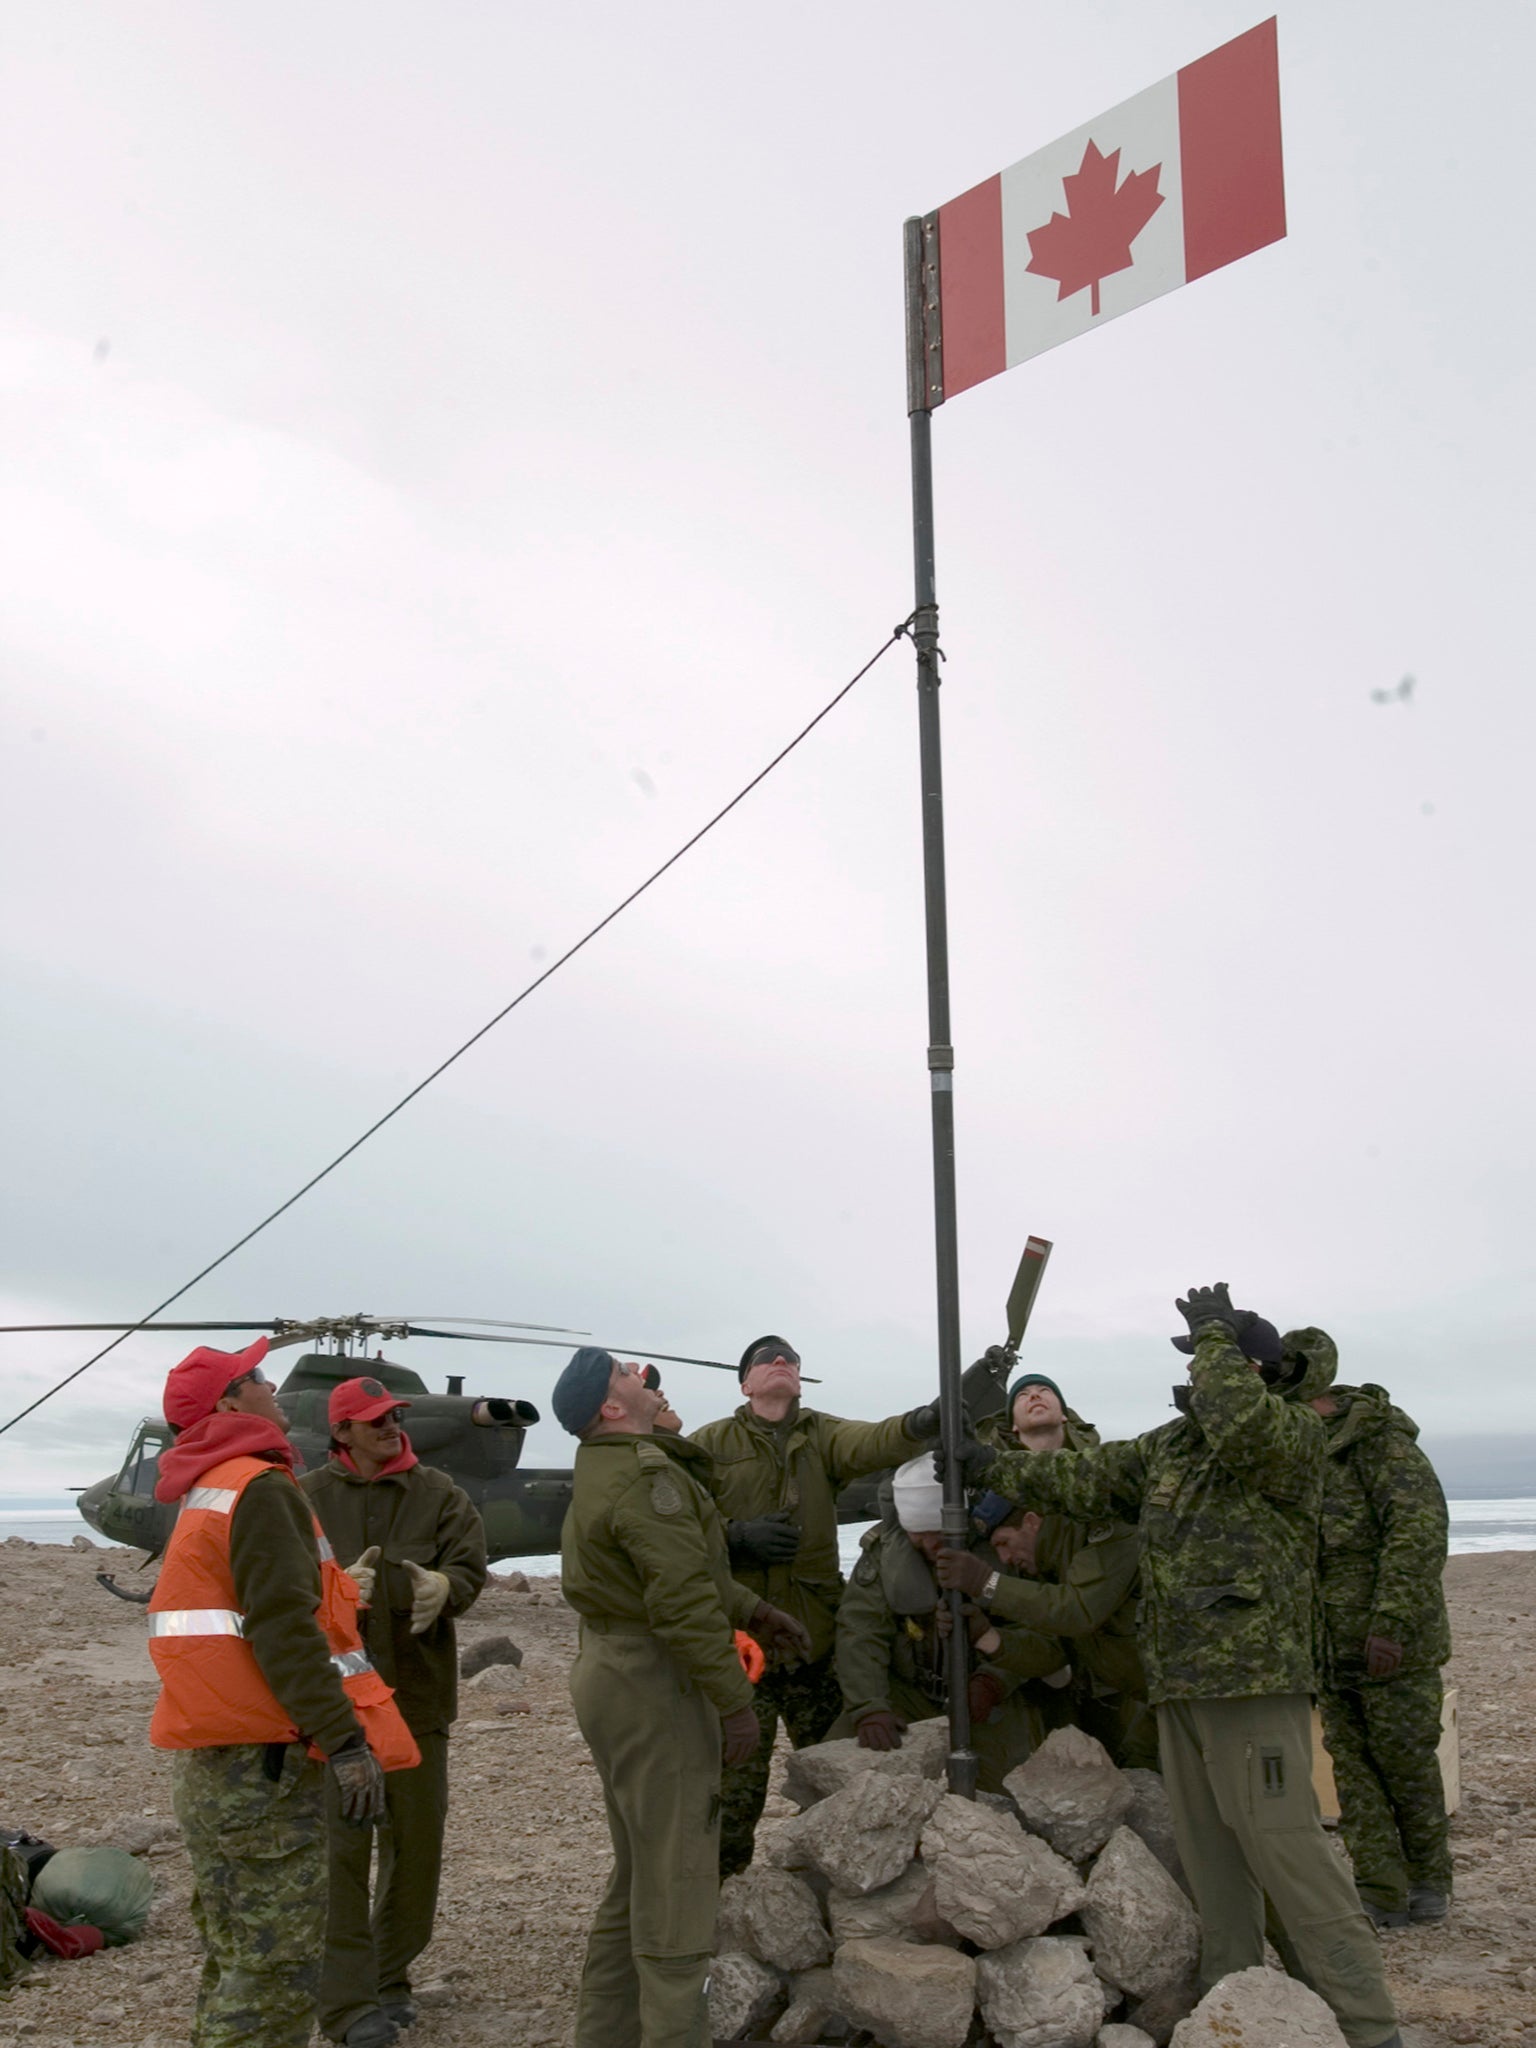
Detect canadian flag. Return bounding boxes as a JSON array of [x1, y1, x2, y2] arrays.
[[933, 18, 1286, 400]]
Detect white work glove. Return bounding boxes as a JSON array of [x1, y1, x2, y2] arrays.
[[346, 1546, 381, 1605], [403, 1560, 451, 1635]]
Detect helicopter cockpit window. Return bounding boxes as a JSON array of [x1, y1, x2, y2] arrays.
[[117, 1421, 172, 1499]]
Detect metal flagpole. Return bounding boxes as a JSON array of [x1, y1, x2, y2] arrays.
[[904, 211, 976, 1798]]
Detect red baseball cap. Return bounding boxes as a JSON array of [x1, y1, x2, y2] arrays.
[[163, 1336, 272, 1430], [329, 1376, 412, 1429]]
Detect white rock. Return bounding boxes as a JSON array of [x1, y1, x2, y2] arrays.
[[976, 1935, 1108, 2048], [833, 1936, 975, 2048], [707, 1950, 785, 2040], [1169, 1967, 1348, 2046], [715, 1868, 831, 1974], [782, 1719, 950, 1807], [1082, 1826, 1200, 1999], [921, 1793, 1086, 1949], [1005, 1725, 1135, 1863], [770, 1965, 839, 2043], [1122, 1769, 1188, 1893], [1099, 2029, 1157, 2048], [827, 1860, 957, 1947], [784, 1770, 945, 1895]]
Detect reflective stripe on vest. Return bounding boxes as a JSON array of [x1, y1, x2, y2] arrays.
[[149, 1608, 244, 1638], [184, 1486, 238, 1514], [148, 1608, 374, 1680]]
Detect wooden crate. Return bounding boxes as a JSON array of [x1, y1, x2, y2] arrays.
[[1311, 1685, 1459, 1820]]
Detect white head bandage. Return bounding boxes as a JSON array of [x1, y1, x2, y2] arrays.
[[891, 1453, 946, 1534]]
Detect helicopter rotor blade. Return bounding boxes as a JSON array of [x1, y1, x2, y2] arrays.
[[381, 1316, 591, 1335], [1004, 1237, 1053, 1354], [0, 1321, 282, 1336], [404, 1328, 818, 1381]]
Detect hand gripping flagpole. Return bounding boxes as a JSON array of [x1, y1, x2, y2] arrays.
[[904, 211, 977, 1798]]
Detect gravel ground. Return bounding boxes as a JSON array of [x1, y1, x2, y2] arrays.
[[0, 1539, 1532, 2047]]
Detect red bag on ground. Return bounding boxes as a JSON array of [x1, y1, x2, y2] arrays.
[[24, 1908, 105, 1959]]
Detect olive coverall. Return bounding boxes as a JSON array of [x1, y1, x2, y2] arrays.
[[561, 1431, 760, 2048]]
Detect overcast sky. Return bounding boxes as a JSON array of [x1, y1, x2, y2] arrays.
[[3, 1, 1533, 1499]]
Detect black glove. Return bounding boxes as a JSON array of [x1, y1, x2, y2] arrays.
[[905, 1402, 941, 1440], [1175, 1281, 1239, 1341], [727, 1511, 801, 1568], [931, 1433, 997, 1489], [328, 1739, 386, 1829]]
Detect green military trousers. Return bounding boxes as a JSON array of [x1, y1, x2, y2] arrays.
[[719, 1654, 844, 1877], [570, 1621, 722, 2048], [1157, 1696, 1398, 2048], [1320, 1670, 1452, 1913], [172, 1743, 328, 2048], [318, 1728, 450, 2039]]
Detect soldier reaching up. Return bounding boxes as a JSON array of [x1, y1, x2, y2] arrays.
[[943, 1285, 1403, 2048]]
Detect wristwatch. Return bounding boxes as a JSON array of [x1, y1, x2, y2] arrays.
[[980, 1569, 1001, 1606]]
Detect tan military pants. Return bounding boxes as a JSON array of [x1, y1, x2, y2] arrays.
[[1157, 1695, 1398, 2048], [569, 1621, 721, 2048]]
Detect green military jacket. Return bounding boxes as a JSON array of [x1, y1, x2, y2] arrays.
[[689, 1402, 926, 1663], [1317, 1383, 1451, 1681], [835, 1513, 1067, 1727], [975, 1407, 1145, 1701], [302, 1457, 488, 1736], [986, 1329, 1331, 1705], [989, 1518, 1146, 1703], [560, 1430, 759, 1716]]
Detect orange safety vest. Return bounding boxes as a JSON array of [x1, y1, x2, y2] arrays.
[[147, 1454, 419, 1771]]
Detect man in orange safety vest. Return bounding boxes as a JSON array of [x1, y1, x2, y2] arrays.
[[147, 1339, 418, 2048]]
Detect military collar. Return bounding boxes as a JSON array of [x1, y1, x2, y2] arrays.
[[655, 1432, 713, 1471], [736, 1400, 805, 1439]]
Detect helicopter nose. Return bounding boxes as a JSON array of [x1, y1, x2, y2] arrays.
[[77, 1476, 113, 1536]]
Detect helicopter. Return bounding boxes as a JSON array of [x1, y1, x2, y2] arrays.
[[43, 1311, 737, 1575], [20, 1238, 1053, 1585]]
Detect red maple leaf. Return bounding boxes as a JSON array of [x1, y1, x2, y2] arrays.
[[1025, 140, 1164, 317]]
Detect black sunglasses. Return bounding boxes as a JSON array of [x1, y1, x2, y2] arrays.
[[223, 1365, 271, 1398]]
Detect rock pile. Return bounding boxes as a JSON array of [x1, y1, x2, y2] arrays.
[[711, 1724, 1202, 2047]]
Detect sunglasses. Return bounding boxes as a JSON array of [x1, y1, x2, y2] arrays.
[[223, 1365, 271, 1398], [748, 1350, 801, 1370]]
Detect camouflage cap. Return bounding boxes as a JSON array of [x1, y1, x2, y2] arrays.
[[1278, 1326, 1339, 1401]]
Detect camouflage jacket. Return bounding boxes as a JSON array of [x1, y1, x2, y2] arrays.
[[985, 1329, 1331, 1704], [689, 1403, 926, 1663], [560, 1431, 759, 1715], [835, 1513, 1067, 1726], [1317, 1384, 1451, 1680]]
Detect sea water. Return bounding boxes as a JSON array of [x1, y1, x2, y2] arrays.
[[5, 1496, 1535, 1569]]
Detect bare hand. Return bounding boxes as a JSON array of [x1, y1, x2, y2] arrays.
[[934, 1546, 989, 1597], [855, 1709, 907, 1751], [1364, 1634, 1404, 1680], [721, 1705, 761, 1766]]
